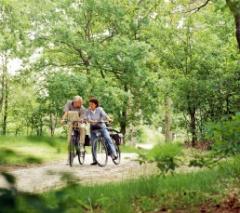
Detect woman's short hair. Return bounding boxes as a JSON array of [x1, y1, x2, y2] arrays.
[[89, 98, 99, 107]]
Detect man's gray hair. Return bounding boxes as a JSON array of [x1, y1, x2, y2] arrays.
[[73, 95, 83, 102]]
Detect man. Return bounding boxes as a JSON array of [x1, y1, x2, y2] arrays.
[[85, 98, 117, 165], [61, 96, 86, 152]]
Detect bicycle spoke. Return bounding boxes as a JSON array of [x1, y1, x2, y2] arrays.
[[93, 138, 108, 167]]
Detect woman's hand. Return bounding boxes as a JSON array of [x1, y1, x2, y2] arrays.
[[107, 116, 113, 123]]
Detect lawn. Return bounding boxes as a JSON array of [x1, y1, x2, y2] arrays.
[[0, 136, 139, 168], [1, 156, 239, 213], [2, 136, 238, 212], [0, 136, 67, 167]]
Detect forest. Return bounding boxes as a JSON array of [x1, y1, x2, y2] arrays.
[[0, 0, 240, 212]]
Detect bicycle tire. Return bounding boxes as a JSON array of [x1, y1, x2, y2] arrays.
[[77, 147, 85, 165], [69, 138, 75, 167], [92, 137, 108, 167], [112, 139, 121, 165]]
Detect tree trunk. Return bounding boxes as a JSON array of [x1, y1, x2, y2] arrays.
[[27, 123, 29, 136], [235, 15, 240, 50], [164, 96, 172, 142], [189, 108, 197, 146], [0, 64, 4, 113], [226, 0, 240, 50], [120, 108, 127, 136], [120, 95, 128, 138], [120, 84, 129, 141], [39, 115, 43, 136], [50, 113, 56, 136], [1, 55, 8, 135], [2, 81, 8, 135], [199, 108, 204, 140]]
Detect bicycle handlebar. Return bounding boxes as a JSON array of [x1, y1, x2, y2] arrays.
[[88, 120, 110, 124], [62, 119, 121, 134], [62, 119, 86, 124], [62, 119, 110, 124]]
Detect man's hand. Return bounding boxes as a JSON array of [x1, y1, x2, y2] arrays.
[[61, 119, 66, 125], [61, 112, 68, 125]]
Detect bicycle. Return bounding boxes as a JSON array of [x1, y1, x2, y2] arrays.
[[64, 114, 122, 167], [63, 111, 86, 167], [68, 120, 86, 167], [91, 122, 122, 167]]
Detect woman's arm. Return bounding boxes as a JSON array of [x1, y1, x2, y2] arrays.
[[100, 107, 113, 122]]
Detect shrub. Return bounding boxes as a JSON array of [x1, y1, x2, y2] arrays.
[[205, 114, 240, 156], [138, 143, 183, 175]]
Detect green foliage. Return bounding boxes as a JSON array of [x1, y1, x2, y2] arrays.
[[0, 136, 66, 166], [0, 0, 239, 143], [138, 143, 183, 175], [0, 173, 17, 213], [130, 127, 148, 144], [120, 144, 139, 153], [206, 114, 240, 156], [1, 157, 240, 212], [134, 196, 159, 212], [188, 114, 240, 169], [0, 147, 42, 166], [0, 0, 240, 211], [188, 152, 220, 168]]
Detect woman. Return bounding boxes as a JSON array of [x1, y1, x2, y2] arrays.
[[86, 98, 117, 165]]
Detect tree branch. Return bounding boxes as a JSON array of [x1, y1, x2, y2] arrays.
[[180, 0, 211, 14]]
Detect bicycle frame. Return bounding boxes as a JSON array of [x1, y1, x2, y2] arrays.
[[67, 120, 87, 166]]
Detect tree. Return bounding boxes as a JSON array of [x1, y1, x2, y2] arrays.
[[27, 0, 162, 137], [179, 0, 240, 50], [226, 0, 240, 50], [0, 0, 29, 134]]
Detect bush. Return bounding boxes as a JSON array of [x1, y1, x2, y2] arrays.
[[205, 114, 240, 156], [135, 128, 148, 144], [138, 143, 183, 175]]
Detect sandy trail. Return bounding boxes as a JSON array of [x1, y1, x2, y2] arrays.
[[0, 153, 155, 193]]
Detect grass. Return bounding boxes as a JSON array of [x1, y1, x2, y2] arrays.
[[147, 142, 183, 158], [121, 144, 139, 153], [43, 157, 240, 212], [0, 137, 239, 212], [0, 136, 67, 167], [2, 156, 237, 213], [0, 136, 139, 167], [2, 136, 238, 212]]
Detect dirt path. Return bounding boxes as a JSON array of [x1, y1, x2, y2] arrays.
[[0, 153, 155, 193]]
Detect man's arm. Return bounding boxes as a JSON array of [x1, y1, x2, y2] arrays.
[[61, 101, 70, 124], [61, 112, 68, 124]]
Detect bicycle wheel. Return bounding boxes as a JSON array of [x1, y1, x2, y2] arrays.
[[69, 139, 75, 167], [92, 137, 108, 167], [112, 140, 121, 165], [77, 147, 85, 165]]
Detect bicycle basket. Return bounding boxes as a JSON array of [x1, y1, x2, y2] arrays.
[[110, 133, 123, 145]]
